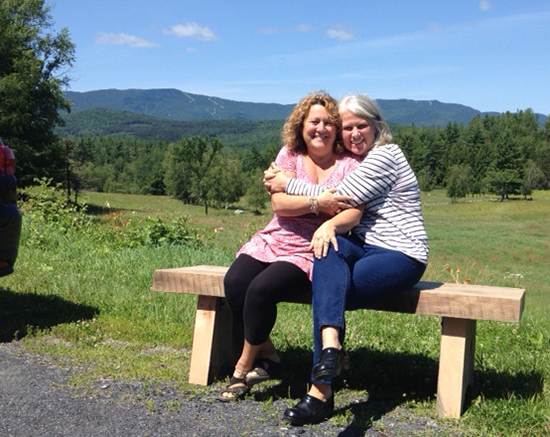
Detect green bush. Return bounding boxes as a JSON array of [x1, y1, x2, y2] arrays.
[[20, 178, 94, 247], [19, 179, 203, 249], [105, 214, 204, 249]]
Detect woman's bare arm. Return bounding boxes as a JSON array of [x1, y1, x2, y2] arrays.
[[310, 205, 365, 258]]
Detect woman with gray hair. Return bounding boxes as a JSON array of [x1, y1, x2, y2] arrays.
[[266, 94, 429, 425]]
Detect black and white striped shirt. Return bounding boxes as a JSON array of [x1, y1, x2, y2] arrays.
[[286, 143, 429, 264]]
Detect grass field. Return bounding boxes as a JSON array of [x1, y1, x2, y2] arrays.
[[1, 187, 549, 436]]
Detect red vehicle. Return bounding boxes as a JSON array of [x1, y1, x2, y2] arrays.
[[0, 139, 22, 277]]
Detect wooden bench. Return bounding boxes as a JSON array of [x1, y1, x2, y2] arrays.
[[151, 264, 525, 419]]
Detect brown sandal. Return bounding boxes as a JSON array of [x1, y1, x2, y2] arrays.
[[217, 376, 250, 402], [245, 357, 281, 386]]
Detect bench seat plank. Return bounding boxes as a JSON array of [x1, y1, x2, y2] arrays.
[[152, 265, 524, 322]]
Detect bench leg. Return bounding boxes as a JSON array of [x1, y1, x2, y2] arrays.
[[436, 317, 476, 418], [188, 295, 237, 385]]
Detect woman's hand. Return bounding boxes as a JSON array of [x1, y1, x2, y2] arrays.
[[263, 163, 291, 193], [310, 221, 339, 259], [317, 188, 355, 216]]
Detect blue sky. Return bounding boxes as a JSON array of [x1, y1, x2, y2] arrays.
[[48, 0, 550, 115]]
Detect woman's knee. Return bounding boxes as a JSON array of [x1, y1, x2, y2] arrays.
[[224, 257, 258, 308], [224, 269, 244, 301], [347, 251, 426, 308], [245, 278, 279, 308], [314, 236, 362, 271]]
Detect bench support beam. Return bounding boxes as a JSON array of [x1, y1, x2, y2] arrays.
[[189, 296, 238, 384], [436, 317, 476, 418]]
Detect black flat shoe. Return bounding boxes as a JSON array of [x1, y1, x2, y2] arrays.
[[312, 347, 344, 380], [284, 394, 334, 425]]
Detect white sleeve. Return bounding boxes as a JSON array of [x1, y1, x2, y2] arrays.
[[286, 147, 398, 206]]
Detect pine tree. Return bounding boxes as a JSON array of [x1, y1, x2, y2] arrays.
[[0, 0, 75, 185]]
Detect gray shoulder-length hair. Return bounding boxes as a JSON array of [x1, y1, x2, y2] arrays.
[[339, 94, 393, 146]]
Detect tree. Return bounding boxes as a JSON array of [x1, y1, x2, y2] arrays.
[[446, 164, 473, 203], [241, 145, 265, 174], [246, 169, 269, 214], [62, 136, 81, 203], [163, 143, 192, 202], [544, 115, 550, 143], [163, 136, 223, 214], [538, 147, 550, 190], [484, 127, 523, 200], [209, 157, 245, 208], [416, 168, 433, 193], [394, 125, 416, 159], [456, 116, 489, 193], [483, 169, 521, 201], [521, 159, 545, 199], [0, 0, 76, 185]]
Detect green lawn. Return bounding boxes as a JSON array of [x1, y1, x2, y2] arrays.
[[1, 188, 549, 436]]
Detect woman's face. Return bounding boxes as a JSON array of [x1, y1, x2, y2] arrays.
[[302, 104, 337, 155], [341, 110, 376, 156]]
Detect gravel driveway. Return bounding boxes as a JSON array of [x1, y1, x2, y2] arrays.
[[0, 342, 457, 436]]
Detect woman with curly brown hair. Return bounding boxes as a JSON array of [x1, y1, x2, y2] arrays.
[[218, 91, 362, 401]]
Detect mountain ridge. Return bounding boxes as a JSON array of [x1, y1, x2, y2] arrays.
[[63, 88, 547, 130]]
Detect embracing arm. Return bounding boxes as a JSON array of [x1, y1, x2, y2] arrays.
[[271, 192, 311, 216], [265, 164, 354, 216], [286, 148, 399, 206], [272, 188, 353, 217]]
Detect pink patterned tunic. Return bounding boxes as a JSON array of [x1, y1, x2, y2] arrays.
[[237, 146, 360, 280]]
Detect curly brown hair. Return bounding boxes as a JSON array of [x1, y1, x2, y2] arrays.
[[281, 91, 343, 154]]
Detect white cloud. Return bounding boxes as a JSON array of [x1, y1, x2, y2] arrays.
[[257, 24, 312, 35], [165, 23, 216, 41], [295, 24, 312, 33], [479, 1, 491, 11], [95, 32, 159, 48], [327, 27, 354, 41], [427, 22, 443, 33], [257, 27, 280, 35]]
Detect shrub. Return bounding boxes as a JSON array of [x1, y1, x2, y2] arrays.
[[20, 179, 203, 249]]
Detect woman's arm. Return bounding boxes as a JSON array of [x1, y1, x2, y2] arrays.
[[270, 192, 311, 216], [272, 188, 354, 217], [286, 147, 399, 206], [263, 164, 290, 193], [266, 164, 354, 216], [310, 206, 364, 258]]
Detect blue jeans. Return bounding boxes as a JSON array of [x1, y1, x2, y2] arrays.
[[311, 235, 426, 384]]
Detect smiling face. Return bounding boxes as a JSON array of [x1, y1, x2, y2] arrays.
[[302, 104, 337, 156], [341, 110, 377, 156]]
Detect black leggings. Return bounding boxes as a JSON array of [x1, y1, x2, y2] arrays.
[[224, 254, 312, 345]]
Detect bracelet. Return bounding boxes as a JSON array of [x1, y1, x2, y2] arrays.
[[309, 196, 319, 215]]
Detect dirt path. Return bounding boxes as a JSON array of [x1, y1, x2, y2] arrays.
[[0, 342, 456, 436]]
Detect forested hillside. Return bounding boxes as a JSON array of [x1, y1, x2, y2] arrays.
[[57, 108, 284, 147], [64, 88, 548, 128], [65, 89, 294, 121], [62, 109, 550, 212]]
